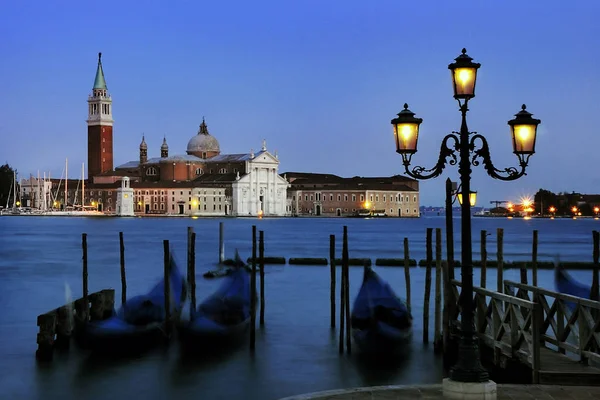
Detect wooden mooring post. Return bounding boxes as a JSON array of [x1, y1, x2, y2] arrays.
[[592, 230, 599, 302], [119, 231, 126, 306], [497, 228, 504, 294], [403, 237, 411, 308], [423, 228, 433, 344], [433, 228, 443, 353], [188, 227, 197, 320], [329, 234, 336, 328], [250, 225, 257, 351], [163, 240, 171, 338], [259, 230, 265, 326], [82, 233, 88, 322], [480, 230, 487, 288], [532, 230, 538, 287], [343, 225, 351, 354]]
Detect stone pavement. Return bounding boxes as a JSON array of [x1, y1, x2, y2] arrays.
[[279, 384, 600, 399]]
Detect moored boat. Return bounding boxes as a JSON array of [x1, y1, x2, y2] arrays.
[[178, 251, 252, 350], [79, 251, 186, 353], [351, 266, 412, 354]]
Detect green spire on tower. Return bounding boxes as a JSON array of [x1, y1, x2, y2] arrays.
[[93, 52, 107, 90]]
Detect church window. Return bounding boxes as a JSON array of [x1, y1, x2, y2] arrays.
[[195, 168, 204, 175], [413, 195, 417, 202], [146, 167, 157, 176]]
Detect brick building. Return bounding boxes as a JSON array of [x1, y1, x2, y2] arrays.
[[285, 172, 420, 217]]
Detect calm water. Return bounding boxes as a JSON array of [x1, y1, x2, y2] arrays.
[[0, 215, 598, 400]]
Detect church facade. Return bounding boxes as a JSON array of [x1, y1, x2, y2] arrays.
[[81, 53, 290, 217]]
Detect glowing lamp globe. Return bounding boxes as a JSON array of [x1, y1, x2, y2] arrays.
[[508, 104, 541, 156], [457, 191, 477, 207], [448, 48, 481, 100], [391, 104, 423, 154]]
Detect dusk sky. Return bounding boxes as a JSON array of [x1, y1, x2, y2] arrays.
[[1, 0, 598, 207]]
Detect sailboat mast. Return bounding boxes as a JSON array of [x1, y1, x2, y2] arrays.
[[37, 170, 41, 210], [65, 158, 68, 209], [13, 170, 16, 209]]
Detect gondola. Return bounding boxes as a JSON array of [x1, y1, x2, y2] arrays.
[[178, 250, 252, 350], [555, 265, 597, 311], [350, 266, 412, 354], [80, 251, 187, 352]]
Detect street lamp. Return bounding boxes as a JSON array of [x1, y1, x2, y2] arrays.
[[391, 48, 541, 385], [457, 191, 477, 207]]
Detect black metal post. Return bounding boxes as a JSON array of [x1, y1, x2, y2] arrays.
[[450, 103, 489, 382]]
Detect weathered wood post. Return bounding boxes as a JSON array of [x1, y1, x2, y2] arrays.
[[434, 228, 443, 353], [259, 230, 265, 326], [445, 178, 455, 281], [119, 232, 127, 306], [36, 313, 56, 361], [403, 237, 411, 307], [343, 225, 351, 354], [250, 225, 257, 350], [189, 228, 197, 320], [163, 240, 171, 337], [339, 231, 346, 354], [423, 227, 433, 344], [532, 230, 538, 287], [480, 230, 487, 288], [55, 305, 72, 349], [219, 221, 225, 264], [82, 233, 89, 323], [497, 228, 504, 294], [330, 234, 336, 328], [592, 230, 599, 302]]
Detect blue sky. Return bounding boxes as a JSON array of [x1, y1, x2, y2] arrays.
[[1, 0, 599, 206]]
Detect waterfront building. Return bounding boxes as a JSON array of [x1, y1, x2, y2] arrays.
[[285, 172, 420, 217], [78, 53, 290, 217], [19, 175, 53, 210]]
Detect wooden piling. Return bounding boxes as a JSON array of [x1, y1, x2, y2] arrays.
[[339, 237, 345, 355], [250, 225, 257, 350], [330, 234, 336, 328], [119, 231, 126, 306], [520, 262, 528, 285], [343, 225, 351, 354], [163, 240, 171, 337], [189, 230, 197, 320], [54, 305, 72, 349], [592, 230, 599, 302], [259, 230, 265, 326], [445, 178, 455, 280], [36, 313, 56, 361], [82, 233, 88, 323], [497, 228, 504, 294], [403, 237, 411, 308], [219, 221, 225, 264], [434, 228, 443, 353], [532, 230, 538, 287], [423, 227, 433, 344], [481, 230, 487, 288]]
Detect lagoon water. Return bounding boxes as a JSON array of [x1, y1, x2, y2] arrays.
[[0, 215, 598, 400]]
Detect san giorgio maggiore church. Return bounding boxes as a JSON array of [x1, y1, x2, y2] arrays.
[[34, 53, 420, 217], [85, 53, 289, 217]]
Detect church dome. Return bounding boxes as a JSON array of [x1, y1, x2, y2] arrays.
[[186, 118, 220, 156]]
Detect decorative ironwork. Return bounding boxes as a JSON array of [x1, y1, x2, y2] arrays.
[[470, 134, 530, 181], [401, 133, 459, 180]]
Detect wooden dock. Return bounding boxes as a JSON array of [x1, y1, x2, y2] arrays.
[[444, 275, 600, 385]]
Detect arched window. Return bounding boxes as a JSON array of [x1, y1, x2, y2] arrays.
[[146, 167, 157, 176], [196, 168, 204, 175]]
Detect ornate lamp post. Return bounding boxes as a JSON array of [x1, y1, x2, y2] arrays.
[[391, 49, 541, 384]]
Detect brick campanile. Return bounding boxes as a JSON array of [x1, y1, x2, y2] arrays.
[[87, 52, 114, 179]]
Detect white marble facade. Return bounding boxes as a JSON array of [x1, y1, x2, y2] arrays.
[[231, 149, 289, 217]]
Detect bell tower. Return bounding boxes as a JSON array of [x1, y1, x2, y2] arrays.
[[87, 52, 114, 179]]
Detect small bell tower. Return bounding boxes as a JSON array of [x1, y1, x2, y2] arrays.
[[139, 135, 148, 164], [87, 52, 114, 179], [161, 136, 169, 158]]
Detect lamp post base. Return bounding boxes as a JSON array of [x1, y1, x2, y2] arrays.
[[443, 378, 497, 400]]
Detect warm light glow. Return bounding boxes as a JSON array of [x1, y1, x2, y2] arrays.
[[507, 202, 513, 209], [258, 210, 264, 219], [512, 124, 536, 153], [594, 207, 600, 214], [91, 201, 96, 206], [137, 201, 142, 206], [191, 199, 198, 207], [521, 196, 533, 208], [571, 206, 578, 213], [453, 67, 477, 97], [394, 122, 419, 153], [364, 201, 371, 209], [124, 194, 128, 198], [549, 206, 556, 213], [457, 191, 477, 207], [16, 201, 20, 206], [53, 201, 58, 207]]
